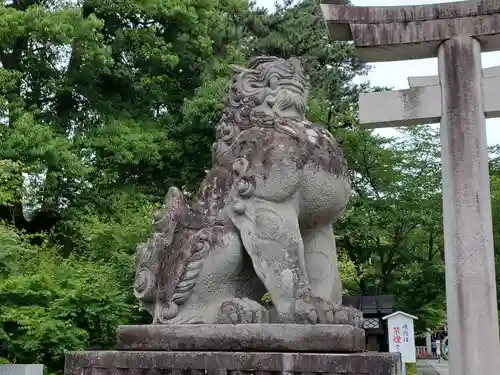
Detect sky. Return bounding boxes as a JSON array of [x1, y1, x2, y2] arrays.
[[255, 0, 500, 146]]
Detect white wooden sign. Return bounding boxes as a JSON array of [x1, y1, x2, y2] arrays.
[[383, 311, 418, 375]]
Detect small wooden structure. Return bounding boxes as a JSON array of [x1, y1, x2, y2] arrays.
[[343, 295, 395, 352]]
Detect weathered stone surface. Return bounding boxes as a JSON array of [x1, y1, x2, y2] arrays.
[[408, 64, 500, 87], [359, 70, 500, 128], [322, 1, 500, 25], [359, 85, 441, 128], [348, 16, 500, 61], [116, 324, 365, 353], [438, 35, 500, 375], [65, 350, 401, 375], [320, 2, 500, 62], [0, 365, 44, 375], [132, 55, 363, 328]]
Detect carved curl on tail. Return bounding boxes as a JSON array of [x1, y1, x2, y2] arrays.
[[133, 186, 187, 317], [133, 186, 227, 324], [154, 225, 225, 323]]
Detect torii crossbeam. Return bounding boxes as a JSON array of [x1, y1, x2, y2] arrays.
[[359, 67, 500, 128], [321, 2, 500, 375]]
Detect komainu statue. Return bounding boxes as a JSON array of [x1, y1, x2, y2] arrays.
[[133, 56, 363, 327]]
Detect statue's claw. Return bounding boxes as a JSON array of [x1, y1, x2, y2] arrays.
[[294, 299, 320, 324], [311, 297, 336, 324], [216, 297, 269, 324], [294, 297, 334, 324], [294, 297, 363, 327], [331, 303, 364, 328]]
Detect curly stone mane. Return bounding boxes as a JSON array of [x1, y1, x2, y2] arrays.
[[213, 56, 310, 159], [223, 56, 308, 127]]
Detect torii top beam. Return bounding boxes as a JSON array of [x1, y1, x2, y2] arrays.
[[320, 0, 500, 62]]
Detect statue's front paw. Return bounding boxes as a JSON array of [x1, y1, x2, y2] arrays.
[[331, 304, 364, 328], [294, 297, 364, 327], [294, 297, 335, 324], [216, 297, 269, 324]]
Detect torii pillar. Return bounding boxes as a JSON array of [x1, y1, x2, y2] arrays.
[[321, 1, 500, 375]]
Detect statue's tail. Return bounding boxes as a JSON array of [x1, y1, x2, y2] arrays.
[[133, 186, 223, 324], [133, 186, 188, 322]]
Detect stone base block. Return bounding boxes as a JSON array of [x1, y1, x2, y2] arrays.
[[65, 350, 402, 375], [116, 324, 365, 353]]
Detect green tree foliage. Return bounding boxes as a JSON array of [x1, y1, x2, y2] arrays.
[[0, 160, 24, 209], [488, 151, 500, 311], [0, 0, 248, 368], [0, 224, 131, 371]]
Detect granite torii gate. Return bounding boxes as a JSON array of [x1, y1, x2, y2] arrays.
[[320, 1, 500, 375]]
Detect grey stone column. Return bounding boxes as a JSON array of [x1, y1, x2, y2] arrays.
[[438, 35, 500, 375], [425, 330, 432, 357]]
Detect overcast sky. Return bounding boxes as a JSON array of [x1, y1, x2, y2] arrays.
[[255, 0, 500, 145]]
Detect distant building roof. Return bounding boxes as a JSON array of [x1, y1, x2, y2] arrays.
[[382, 311, 419, 321], [342, 295, 394, 315]]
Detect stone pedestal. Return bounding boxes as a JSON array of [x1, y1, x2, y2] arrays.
[[65, 324, 402, 375]]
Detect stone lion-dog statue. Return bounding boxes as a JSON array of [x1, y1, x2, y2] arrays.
[[133, 56, 363, 327]]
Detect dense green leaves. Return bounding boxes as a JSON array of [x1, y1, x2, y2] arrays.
[[0, 225, 132, 370], [0, 160, 24, 207], [0, 0, 235, 368]]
